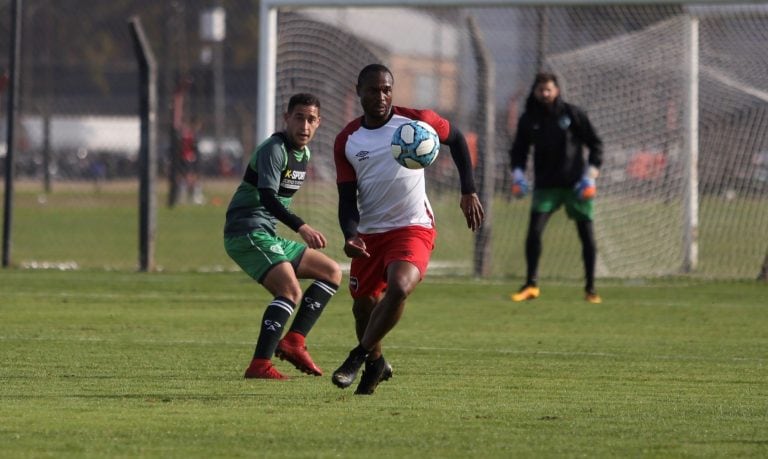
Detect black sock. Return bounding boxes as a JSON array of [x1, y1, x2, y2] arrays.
[[289, 280, 338, 337], [352, 344, 369, 357], [525, 212, 550, 286], [367, 354, 384, 364], [252, 297, 295, 360], [576, 220, 597, 293]]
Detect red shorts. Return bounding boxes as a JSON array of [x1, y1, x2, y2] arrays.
[[348, 225, 436, 299]]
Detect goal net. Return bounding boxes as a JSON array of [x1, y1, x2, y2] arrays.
[[266, 2, 768, 279]]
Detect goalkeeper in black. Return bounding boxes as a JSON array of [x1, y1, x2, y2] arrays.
[[508, 72, 604, 303]]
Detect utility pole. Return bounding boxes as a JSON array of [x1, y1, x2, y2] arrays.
[[2, 0, 22, 268]]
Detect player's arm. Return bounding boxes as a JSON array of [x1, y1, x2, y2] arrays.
[[258, 188, 326, 249], [253, 144, 306, 232], [509, 114, 532, 171], [337, 181, 368, 258], [574, 109, 603, 201], [253, 142, 326, 248], [258, 188, 305, 231], [334, 129, 369, 258], [508, 114, 532, 198], [442, 124, 484, 232], [442, 125, 476, 195]]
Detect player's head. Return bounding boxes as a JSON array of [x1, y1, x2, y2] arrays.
[[284, 93, 321, 149], [356, 64, 394, 126], [531, 72, 561, 107]]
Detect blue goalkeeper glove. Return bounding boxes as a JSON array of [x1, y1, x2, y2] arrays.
[[575, 166, 599, 201], [511, 168, 528, 199]]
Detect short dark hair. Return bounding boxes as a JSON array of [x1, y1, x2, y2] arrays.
[[287, 93, 320, 113], [357, 64, 393, 87], [533, 72, 559, 88]]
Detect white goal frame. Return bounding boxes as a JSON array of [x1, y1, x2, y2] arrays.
[[256, 0, 764, 275]]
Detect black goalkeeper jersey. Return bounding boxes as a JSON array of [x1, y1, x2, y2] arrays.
[[509, 99, 603, 189]]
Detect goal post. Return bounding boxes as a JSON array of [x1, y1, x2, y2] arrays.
[[683, 15, 700, 273], [257, 0, 768, 280]]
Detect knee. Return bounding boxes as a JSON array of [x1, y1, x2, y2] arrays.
[[284, 284, 304, 304], [315, 258, 342, 287], [383, 278, 412, 304], [384, 265, 420, 303], [328, 261, 342, 286]]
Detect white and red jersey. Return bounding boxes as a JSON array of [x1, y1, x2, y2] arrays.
[[334, 107, 450, 234]]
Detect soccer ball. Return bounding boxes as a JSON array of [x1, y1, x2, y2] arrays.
[[391, 120, 440, 169]]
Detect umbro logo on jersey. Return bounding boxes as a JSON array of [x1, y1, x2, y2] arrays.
[[354, 151, 370, 161]]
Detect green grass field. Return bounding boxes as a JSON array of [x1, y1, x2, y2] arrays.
[[5, 179, 768, 279], [2, 270, 766, 458]]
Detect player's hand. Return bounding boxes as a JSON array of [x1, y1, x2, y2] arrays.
[[460, 193, 484, 232], [344, 236, 370, 258], [298, 224, 327, 249], [575, 165, 599, 201], [575, 177, 596, 200], [511, 168, 528, 199]]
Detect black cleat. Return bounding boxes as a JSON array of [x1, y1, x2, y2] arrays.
[[331, 347, 368, 389], [354, 357, 393, 395]]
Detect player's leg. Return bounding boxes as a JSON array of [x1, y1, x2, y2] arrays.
[[333, 264, 418, 390], [225, 232, 299, 379], [525, 211, 551, 285], [566, 194, 601, 303], [351, 294, 393, 395], [358, 226, 434, 351], [331, 246, 387, 389], [246, 262, 301, 379], [291, 248, 342, 337], [513, 188, 563, 301], [360, 261, 420, 349], [351, 268, 414, 395], [512, 211, 551, 301], [274, 249, 342, 376], [576, 220, 600, 303], [333, 226, 432, 391], [352, 295, 382, 359]]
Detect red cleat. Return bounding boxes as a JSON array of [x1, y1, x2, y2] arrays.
[[275, 332, 323, 376], [244, 358, 288, 380]]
